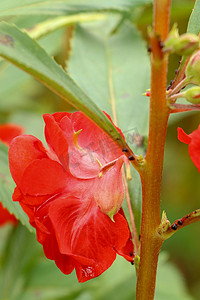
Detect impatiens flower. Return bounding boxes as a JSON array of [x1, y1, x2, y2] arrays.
[[177, 125, 200, 172], [0, 123, 24, 225], [9, 112, 134, 282]]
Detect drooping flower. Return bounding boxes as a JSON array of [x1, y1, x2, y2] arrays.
[[177, 125, 200, 172], [0, 123, 24, 225], [9, 112, 134, 282]]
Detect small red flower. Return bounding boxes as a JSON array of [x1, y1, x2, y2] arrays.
[[177, 125, 200, 172], [9, 112, 134, 282], [0, 123, 24, 225]]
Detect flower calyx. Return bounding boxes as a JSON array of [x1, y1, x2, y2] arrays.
[[157, 211, 171, 240], [164, 24, 199, 56], [180, 86, 200, 104], [185, 50, 200, 86]]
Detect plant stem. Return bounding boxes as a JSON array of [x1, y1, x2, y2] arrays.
[[160, 209, 200, 240], [135, 1, 171, 299]]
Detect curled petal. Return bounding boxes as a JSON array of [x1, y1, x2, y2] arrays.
[[177, 127, 191, 144], [9, 135, 47, 186], [94, 156, 125, 218]]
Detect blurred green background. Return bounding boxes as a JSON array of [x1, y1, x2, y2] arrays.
[[0, 0, 199, 299]]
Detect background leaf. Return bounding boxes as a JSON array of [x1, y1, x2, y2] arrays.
[[0, 0, 152, 17], [0, 225, 193, 300], [0, 21, 134, 154], [187, 0, 200, 34]]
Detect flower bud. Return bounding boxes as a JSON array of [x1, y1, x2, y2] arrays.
[[182, 86, 200, 104], [185, 50, 200, 85], [165, 31, 199, 56]]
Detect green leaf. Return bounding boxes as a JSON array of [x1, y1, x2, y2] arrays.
[[155, 253, 193, 300], [67, 19, 150, 233], [187, 0, 200, 34], [24, 252, 193, 300], [0, 225, 41, 300], [68, 21, 150, 136], [0, 225, 193, 300], [0, 142, 34, 232], [0, 0, 152, 17], [0, 21, 131, 153]]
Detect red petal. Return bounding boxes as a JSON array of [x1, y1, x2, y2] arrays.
[[0, 202, 18, 226], [43, 114, 69, 168], [177, 127, 191, 144], [115, 236, 134, 262], [0, 124, 24, 145], [35, 216, 75, 275], [59, 115, 101, 179], [93, 156, 125, 217], [21, 158, 69, 195], [9, 135, 47, 186], [189, 125, 200, 172], [49, 195, 130, 282], [71, 112, 123, 163]]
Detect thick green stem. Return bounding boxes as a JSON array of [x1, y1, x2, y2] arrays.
[[135, 1, 171, 299]]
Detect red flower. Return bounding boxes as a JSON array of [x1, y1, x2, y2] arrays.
[[9, 112, 134, 282], [0, 123, 24, 225], [177, 125, 200, 172]]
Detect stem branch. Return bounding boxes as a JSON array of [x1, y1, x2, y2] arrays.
[[160, 209, 200, 240]]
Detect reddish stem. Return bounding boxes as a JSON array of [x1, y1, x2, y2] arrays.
[[135, 1, 171, 299]]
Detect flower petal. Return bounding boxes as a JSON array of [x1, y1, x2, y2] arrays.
[[49, 195, 130, 282], [0, 202, 17, 225], [189, 125, 200, 172], [0, 124, 24, 145], [9, 135, 47, 186], [93, 156, 125, 218], [35, 216, 75, 275], [177, 127, 191, 144], [59, 115, 101, 179], [178, 126, 200, 172], [43, 114, 69, 168], [21, 158, 69, 195], [71, 112, 123, 163]]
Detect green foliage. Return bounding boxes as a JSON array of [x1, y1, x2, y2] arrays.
[[0, 22, 131, 152], [0, 0, 152, 17], [0, 225, 193, 300], [187, 0, 200, 34], [68, 20, 149, 136]]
